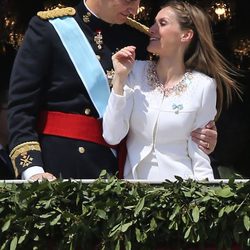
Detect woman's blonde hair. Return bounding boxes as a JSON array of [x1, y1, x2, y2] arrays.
[[162, 0, 241, 119]]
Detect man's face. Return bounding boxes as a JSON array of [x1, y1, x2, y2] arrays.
[[0, 104, 8, 146], [101, 0, 140, 24]]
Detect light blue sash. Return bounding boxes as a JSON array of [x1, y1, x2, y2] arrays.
[[49, 17, 110, 118]]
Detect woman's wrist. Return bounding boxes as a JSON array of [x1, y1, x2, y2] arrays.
[[112, 74, 127, 95]]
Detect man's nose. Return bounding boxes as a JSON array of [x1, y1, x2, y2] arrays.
[[128, 0, 140, 16]]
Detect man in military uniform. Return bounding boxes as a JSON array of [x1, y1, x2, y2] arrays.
[[8, 0, 217, 180]]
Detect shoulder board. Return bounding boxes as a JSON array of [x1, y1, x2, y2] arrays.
[[125, 17, 150, 36], [37, 7, 76, 20]]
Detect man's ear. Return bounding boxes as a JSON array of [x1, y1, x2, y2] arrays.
[[181, 29, 194, 42]]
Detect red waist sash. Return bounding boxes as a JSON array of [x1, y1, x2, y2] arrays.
[[37, 111, 115, 149], [38, 111, 126, 178]]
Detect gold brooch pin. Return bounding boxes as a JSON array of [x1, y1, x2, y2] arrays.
[[94, 30, 103, 50], [83, 12, 91, 23]]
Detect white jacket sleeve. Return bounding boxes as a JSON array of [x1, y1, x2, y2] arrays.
[[103, 85, 134, 145], [188, 78, 217, 181]]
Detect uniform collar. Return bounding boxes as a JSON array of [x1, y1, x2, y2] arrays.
[[76, 0, 116, 30], [83, 0, 99, 18]]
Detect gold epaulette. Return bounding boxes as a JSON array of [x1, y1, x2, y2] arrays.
[[125, 17, 150, 36], [37, 7, 76, 20]]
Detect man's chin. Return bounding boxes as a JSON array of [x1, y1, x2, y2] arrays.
[[117, 14, 129, 24]]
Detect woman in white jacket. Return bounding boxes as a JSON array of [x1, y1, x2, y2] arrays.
[[103, 0, 240, 181]]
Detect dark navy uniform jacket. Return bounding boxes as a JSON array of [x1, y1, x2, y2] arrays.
[[8, 1, 149, 179]]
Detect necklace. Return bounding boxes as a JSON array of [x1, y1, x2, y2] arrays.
[[147, 61, 192, 97]]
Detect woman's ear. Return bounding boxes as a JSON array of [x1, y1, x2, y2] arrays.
[[181, 29, 194, 42]]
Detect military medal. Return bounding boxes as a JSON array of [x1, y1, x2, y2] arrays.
[[82, 12, 91, 23], [106, 69, 115, 87], [94, 30, 103, 50]]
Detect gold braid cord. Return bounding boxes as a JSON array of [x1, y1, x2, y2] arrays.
[[37, 7, 76, 20], [125, 17, 150, 36], [10, 141, 41, 177]]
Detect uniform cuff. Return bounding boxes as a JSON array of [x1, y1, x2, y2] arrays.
[[22, 166, 45, 180], [9, 141, 43, 177]]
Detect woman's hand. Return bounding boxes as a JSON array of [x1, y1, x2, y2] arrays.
[[111, 46, 136, 95]]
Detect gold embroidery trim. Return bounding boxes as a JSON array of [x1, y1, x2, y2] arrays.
[[37, 7, 76, 20], [10, 141, 41, 177], [125, 17, 150, 36]]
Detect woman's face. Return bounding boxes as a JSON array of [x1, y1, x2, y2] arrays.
[[147, 6, 185, 56]]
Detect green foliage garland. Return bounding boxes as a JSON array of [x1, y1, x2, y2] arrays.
[[0, 173, 250, 250]]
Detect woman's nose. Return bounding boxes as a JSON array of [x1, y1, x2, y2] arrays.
[[149, 24, 156, 34]]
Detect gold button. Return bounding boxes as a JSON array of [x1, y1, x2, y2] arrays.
[[84, 108, 91, 115], [78, 147, 85, 154]]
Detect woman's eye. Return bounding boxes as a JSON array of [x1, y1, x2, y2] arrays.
[[160, 21, 167, 26]]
